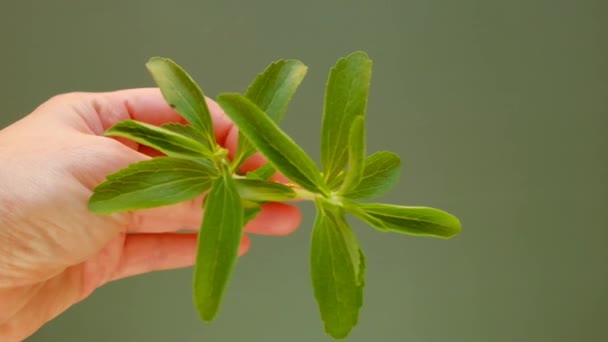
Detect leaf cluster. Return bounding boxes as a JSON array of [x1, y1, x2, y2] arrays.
[[88, 52, 461, 339]]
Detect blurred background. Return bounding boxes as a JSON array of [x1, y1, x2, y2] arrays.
[[1, 0, 606, 341]]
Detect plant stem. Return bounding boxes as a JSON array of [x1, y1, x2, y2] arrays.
[[293, 188, 344, 207], [229, 154, 245, 174], [293, 188, 320, 201]]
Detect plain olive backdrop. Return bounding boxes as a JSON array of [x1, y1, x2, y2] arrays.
[[1, 0, 606, 341]]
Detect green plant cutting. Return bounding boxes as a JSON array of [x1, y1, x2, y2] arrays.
[[87, 51, 462, 339]]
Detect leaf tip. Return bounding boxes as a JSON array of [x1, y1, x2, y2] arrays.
[[193, 278, 222, 324], [443, 215, 463, 239], [345, 50, 372, 65], [427, 209, 463, 239], [86, 199, 99, 213], [146, 56, 170, 66], [199, 309, 218, 323], [324, 322, 357, 340], [349, 50, 370, 58], [86, 197, 107, 215]]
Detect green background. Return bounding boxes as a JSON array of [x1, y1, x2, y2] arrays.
[[1, 0, 606, 341]]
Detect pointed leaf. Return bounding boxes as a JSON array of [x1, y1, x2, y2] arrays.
[[88, 157, 217, 214], [218, 93, 328, 195], [193, 170, 244, 321], [342, 198, 388, 229], [339, 116, 366, 193], [105, 120, 212, 158], [234, 179, 296, 202], [321, 51, 372, 184], [161, 122, 207, 144], [246, 59, 308, 122], [311, 205, 365, 339], [355, 203, 462, 238], [146, 57, 216, 148], [245, 163, 276, 181], [234, 59, 308, 168], [243, 201, 262, 224], [343, 151, 401, 200]]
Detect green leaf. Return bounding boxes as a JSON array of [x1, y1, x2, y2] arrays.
[[341, 198, 387, 229], [234, 178, 296, 202], [243, 202, 262, 224], [161, 122, 207, 143], [339, 116, 366, 193], [343, 151, 401, 200], [245, 163, 276, 181], [88, 157, 217, 214], [193, 170, 244, 322], [218, 93, 328, 195], [245, 59, 307, 122], [321, 51, 372, 184], [354, 203, 462, 239], [233, 60, 308, 168], [310, 205, 365, 339], [146, 57, 216, 148], [105, 120, 212, 158]]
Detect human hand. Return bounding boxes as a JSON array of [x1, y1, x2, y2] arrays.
[[0, 89, 301, 341]]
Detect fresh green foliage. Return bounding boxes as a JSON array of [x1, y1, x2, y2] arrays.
[[322, 51, 372, 185], [160, 122, 207, 142], [234, 178, 296, 202], [193, 169, 244, 321], [245, 163, 276, 181], [88, 157, 216, 214], [343, 151, 401, 200], [311, 204, 365, 339], [146, 57, 217, 149], [217, 93, 328, 195], [242, 202, 263, 224], [354, 203, 461, 239], [233, 59, 307, 169], [340, 116, 366, 194], [88, 51, 462, 339], [106, 120, 213, 158]]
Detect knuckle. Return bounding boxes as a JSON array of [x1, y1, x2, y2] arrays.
[[46, 91, 89, 105]]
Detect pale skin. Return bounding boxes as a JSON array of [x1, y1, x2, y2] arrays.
[[0, 89, 301, 341]]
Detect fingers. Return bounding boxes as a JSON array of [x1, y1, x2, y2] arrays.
[[109, 233, 250, 282], [244, 202, 301, 236], [101, 88, 234, 145], [77, 88, 302, 235], [127, 199, 301, 236], [126, 196, 206, 233], [62, 88, 234, 146], [224, 123, 264, 171]]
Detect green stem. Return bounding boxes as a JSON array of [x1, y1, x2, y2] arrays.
[[211, 147, 230, 167], [229, 153, 245, 174], [293, 188, 319, 201], [292, 188, 343, 207]]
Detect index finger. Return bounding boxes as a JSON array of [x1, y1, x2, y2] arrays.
[[74, 88, 234, 146]]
